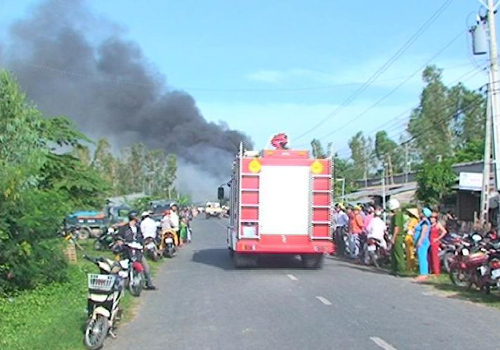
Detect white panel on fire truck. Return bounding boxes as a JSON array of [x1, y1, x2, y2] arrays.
[[259, 166, 310, 235]]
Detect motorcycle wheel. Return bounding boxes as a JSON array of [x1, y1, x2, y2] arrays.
[[93, 240, 103, 251], [442, 251, 454, 273], [369, 251, 380, 269], [449, 267, 468, 288], [165, 246, 175, 258], [128, 270, 143, 297], [83, 315, 109, 350]]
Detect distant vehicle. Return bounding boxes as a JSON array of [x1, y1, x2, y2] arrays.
[[66, 204, 132, 240], [149, 200, 176, 222], [205, 202, 223, 219]]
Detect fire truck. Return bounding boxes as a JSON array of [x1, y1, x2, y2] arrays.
[[220, 134, 334, 268]]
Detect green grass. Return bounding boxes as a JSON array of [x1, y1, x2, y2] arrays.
[[424, 273, 500, 308], [0, 240, 165, 350]]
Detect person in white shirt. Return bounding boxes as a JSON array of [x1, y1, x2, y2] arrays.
[[169, 203, 181, 246], [140, 211, 158, 240], [366, 209, 387, 250]]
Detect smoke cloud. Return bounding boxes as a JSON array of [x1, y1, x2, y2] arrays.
[[3, 0, 252, 201]]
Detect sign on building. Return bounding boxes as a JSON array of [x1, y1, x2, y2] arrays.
[[459, 172, 483, 191]]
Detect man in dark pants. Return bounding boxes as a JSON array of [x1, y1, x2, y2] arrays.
[[117, 212, 157, 290]]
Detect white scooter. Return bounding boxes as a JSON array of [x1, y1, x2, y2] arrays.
[[83, 255, 124, 350]]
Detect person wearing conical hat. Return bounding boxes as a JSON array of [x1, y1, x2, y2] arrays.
[[405, 208, 419, 273]]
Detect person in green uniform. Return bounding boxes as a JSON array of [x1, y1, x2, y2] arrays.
[[388, 199, 406, 276]]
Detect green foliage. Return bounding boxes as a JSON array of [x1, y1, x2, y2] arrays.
[[452, 139, 484, 163], [311, 138, 327, 158], [416, 160, 457, 205], [0, 70, 108, 294], [348, 131, 374, 180]]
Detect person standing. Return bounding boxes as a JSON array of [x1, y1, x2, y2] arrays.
[[335, 204, 349, 256], [117, 212, 156, 290], [429, 211, 447, 275], [350, 206, 364, 259], [414, 208, 432, 281], [388, 199, 406, 276], [405, 208, 419, 273]]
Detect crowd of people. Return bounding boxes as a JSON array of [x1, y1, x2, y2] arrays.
[[114, 203, 195, 290], [332, 199, 459, 281]]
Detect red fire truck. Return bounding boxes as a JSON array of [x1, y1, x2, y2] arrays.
[[220, 137, 334, 268]]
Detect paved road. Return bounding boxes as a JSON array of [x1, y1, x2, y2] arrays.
[[108, 218, 500, 350]]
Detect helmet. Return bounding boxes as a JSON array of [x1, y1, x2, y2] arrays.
[[387, 199, 400, 211], [128, 211, 138, 221], [141, 211, 151, 218], [374, 209, 383, 217]]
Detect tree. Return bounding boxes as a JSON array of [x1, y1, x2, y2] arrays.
[[0, 71, 108, 294], [408, 66, 453, 162], [311, 138, 327, 158], [348, 131, 374, 181], [374, 131, 402, 184], [416, 159, 456, 206]]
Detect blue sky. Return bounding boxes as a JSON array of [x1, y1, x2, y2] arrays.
[[0, 0, 492, 157]]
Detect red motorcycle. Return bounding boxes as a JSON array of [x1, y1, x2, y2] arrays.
[[449, 233, 492, 293]]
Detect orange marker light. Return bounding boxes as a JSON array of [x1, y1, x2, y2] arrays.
[[248, 159, 261, 173], [311, 160, 324, 174]]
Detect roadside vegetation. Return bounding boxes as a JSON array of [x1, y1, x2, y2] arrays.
[[0, 70, 175, 349], [0, 241, 164, 350]]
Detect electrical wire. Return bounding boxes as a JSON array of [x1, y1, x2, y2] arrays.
[[292, 0, 454, 142]]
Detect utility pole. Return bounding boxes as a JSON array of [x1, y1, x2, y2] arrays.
[[382, 167, 387, 223], [486, 0, 500, 194], [474, 0, 500, 226], [480, 76, 492, 224], [404, 142, 409, 183]]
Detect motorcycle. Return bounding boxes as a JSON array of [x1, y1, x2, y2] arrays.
[[83, 255, 124, 350], [144, 236, 160, 262], [439, 233, 462, 273], [365, 236, 390, 268], [113, 241, 145, 297], [160, 229, 177, 258], [93, 226, 116, 251], [448, 233, 493, 292]]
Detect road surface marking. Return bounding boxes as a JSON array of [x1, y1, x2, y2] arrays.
[[315, 296, 332, 305], [370, 337, 397, 350], [287, 274, 298, 281]]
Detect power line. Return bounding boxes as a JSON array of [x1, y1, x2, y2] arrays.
[[292, 0, 454, 142], [332, 68, 487, 157], [314, 30, 468, 143]]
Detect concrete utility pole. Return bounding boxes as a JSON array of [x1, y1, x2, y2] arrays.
[[474, 0, 500, 225], [480, 76, 492, 224], [485, 0, 500, 191]]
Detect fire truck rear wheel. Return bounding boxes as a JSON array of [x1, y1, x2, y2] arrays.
[[301, 254, 324, 269]]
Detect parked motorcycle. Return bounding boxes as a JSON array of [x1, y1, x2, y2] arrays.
[[448, 233, 496, 293], [144, 236, 160, 262], [439, 233, 462, 273], [113, 241, 145, 297], [83, 255, 124, 350], [93, 226, 116, 251]]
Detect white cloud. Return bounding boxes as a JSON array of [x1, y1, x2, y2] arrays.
[[245, 56, 487, 91]]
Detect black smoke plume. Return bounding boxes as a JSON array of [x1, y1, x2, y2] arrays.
[[3, 0, 252, 199]]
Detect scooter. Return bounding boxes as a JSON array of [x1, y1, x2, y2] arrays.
[[83, 255, 124, 350]]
